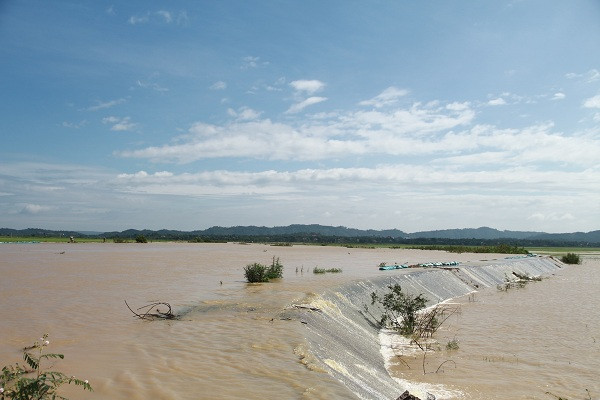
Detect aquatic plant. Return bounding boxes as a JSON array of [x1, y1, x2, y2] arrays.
[[244, 256, 283, 283], [244, 263, 268, 282], [445, 338, 460, 350], [0, 334, 92, 399], [561, 253, 580, 264], [312, 267, 343, 274], [135, 235, 148, 243]]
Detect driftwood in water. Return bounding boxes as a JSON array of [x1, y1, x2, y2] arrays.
[[125, 300, 177, 320]]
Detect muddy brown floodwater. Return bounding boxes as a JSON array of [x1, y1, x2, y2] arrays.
[[0, 243, 597, 399]]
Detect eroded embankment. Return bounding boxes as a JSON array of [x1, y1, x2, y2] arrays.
[[285, 256, 563, 400]]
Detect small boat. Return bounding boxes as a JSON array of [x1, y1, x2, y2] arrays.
[[378, 264, 408, 270]]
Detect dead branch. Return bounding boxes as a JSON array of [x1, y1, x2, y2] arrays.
[[435, 359, 457, 374], [125, 300, 177, 320]]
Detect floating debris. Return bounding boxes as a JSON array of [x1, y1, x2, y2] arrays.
[[125, 300, 177, 320]]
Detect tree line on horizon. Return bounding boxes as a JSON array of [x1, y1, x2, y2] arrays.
[[1, 225, 599, 247]]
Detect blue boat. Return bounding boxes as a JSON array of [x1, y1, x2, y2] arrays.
[[378, 264, 408, 270]]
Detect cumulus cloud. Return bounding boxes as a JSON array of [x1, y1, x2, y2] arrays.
[[20, 203, 52, 214], [551, 92, 565, 101], [210, 81, 227, 90], [583, 95, 600, 109], [156, 10, 172, 23], [290, 80, 325, 94], [115, 101, 479, 163], [241, 56, 268, 69], [128, 14, 149, 25], [359, 87, 409, 108], [227, 107, 262, 121], [62, 120, 87, 129], [487, 98, 506, 106], [102, 116, 138, 131], [114, 98, 600, 173], [565, 69, 600, 83]]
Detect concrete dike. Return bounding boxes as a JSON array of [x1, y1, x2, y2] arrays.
[[284, 256, 564, 400]]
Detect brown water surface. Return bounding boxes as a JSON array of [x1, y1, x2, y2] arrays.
[[1, 243, 597, 399], [390, 255, 600, 400]]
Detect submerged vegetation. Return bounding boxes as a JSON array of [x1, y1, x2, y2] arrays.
[[497, 271, 542, 291], [244, 256, 284, 283], [364, 284, 460, 375], [312, 267, 343, 274], [368, 284, 429, 336], [561, 253, 581, 264], [0, 334, 92, 399]]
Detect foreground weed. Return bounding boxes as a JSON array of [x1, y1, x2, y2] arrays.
[[1, 334, 92, 399]]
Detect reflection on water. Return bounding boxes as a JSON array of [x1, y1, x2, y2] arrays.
[[0, 243, 597, 399]]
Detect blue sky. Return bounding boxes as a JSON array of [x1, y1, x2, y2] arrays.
[[1, 0, 599, 233]]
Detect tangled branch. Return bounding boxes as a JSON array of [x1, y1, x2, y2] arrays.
[[124, 300, 177, 320]]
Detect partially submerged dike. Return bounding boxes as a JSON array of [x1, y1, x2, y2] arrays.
[[285, 256, 564, 400]]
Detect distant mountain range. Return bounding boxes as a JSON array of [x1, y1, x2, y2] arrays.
[[1, 225, 599, 245]]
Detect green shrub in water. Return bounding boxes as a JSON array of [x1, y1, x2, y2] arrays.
[[560, 253, 580, 264], [313, 267, 343, 274], [244, 257, 283, 283]]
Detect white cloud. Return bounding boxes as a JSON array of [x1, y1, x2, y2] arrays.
[[102, 116, 138, 131], [583, 95, 600, 109], [136, 80, 168, 92], [128, 10, 188, 26], [487, 98, 506, 106], [156, 10, 172, 23], [588, 69, 600, 82], [128, 14, 149, 25], [565, 69, 600, 83], [112, 164, 600, 200], [551, 92, 565, 101], [527, 212, 575, 222], [286, 96, 327, 114], [241, 56, 268, 69], [446, 102, 471, 111], [2, 157, 597, 232], [359, 87, 409, 108], [112, 102, 475, 163], [62, 120, 87, 129], [86, 98, 126, 111], [210, 81, 227, 90], [113, 101, 600, 172], [227, 107, 262, 121], [290, 80, 325, 95], [20, 203, 52, 214]]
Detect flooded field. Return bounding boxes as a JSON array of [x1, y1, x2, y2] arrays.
[[0, 243, 597, 399]]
